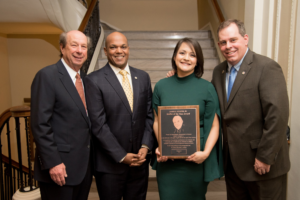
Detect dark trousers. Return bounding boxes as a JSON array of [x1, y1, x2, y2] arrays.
[[94, 165, 149, 200], [225, 155, 287, 200], [39, 159, 92, 200]]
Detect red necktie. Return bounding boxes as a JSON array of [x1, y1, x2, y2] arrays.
[[75, 73, 87, 111]]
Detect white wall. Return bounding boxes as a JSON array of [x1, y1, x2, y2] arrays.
[[218, 0, 245, 21], [100, 0, 198, 31], [287, 1, 300, 199], [7, 38, 59, 106], [0, 35, 12, 114]]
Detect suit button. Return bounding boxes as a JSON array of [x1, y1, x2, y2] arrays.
[[87, 145, 90, 148], [132, 121, 135, 125]]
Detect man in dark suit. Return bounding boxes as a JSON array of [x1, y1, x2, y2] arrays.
[[85, 32, 154, 200], [31, 30, 92, 200], [211, 19, 290, 200]]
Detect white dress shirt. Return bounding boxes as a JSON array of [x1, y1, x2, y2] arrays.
[[225, 48, 249, 95], [109, 63, 133, 89], [61, 58, 87, 113], [61, 58, 82, 86]]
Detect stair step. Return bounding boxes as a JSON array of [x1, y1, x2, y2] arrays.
[[100, 48, 217, 59], [104, 30, 212, 40], [96, 58, 219, 71], [97, 30, 220, 85], [126, 39, 214, 48]]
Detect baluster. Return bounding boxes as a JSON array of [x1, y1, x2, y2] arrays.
[[13, 168, 16, 194], [5, 120, 14, 196], [14, 117, 24, 192], [0, 138, 4, 200], [4, 164, 8, 200], [24, 117, 33, 190], [24, 173, 27, 189]]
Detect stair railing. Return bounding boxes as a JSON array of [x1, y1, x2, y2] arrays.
[[211, 0, 225, 23], [0, 106, 38, 200], [78, 0, 101, 74]]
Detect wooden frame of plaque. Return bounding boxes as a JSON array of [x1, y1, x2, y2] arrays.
[[158, 105, 200, 159]]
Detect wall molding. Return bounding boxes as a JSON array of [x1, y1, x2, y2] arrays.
[[274, 0, 282, 62], [266, 0, 275, 58], [287, 0, 298, 100]]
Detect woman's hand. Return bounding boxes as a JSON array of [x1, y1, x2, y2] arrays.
[[185, 151, 209, 164], [156, 147, 170, 162]]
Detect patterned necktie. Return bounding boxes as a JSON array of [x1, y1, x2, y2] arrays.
[[75, 73, 87, 111], [119, 70, 133, 111], [227, 66, 237, 101]]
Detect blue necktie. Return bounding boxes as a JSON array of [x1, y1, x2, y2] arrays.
[[227, 66, 237, 101]]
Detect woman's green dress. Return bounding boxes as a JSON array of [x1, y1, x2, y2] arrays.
[[152, 73, 224, 200]]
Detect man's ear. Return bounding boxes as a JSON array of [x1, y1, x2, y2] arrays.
[[244, 34, 249, 46], [104, 47, 107, 56]]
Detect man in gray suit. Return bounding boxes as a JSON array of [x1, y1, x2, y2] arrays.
[[211, 19, 290, 200]]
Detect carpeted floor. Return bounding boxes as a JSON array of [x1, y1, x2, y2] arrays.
[[88, 177, 227, 200]]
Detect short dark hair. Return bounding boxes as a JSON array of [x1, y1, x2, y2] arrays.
[[171, 38, 204, 78], [59, 31, 91, 58], [217, 19, 246, 41]]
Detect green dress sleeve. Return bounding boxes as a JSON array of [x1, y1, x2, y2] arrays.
[[203, 83, 224, 182], [152, 83, 160, 116], [151, 83, 160, 169]]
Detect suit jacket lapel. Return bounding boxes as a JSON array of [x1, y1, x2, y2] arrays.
[[130, 67, 139, 115], [103, 64, 132, 114], [57, 60, 89, 124], [220, 64, 227, 114], [226, 50, 253, 110]]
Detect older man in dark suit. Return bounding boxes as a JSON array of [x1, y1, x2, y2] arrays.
[[31, 30, 92, 200], [85, 32, 154, 200], [211, 19, 290, 200]]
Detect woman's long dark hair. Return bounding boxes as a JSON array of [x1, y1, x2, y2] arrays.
[[171, 38, 204, 78]]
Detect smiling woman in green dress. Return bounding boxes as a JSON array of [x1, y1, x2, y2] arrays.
[[152, 38, 224, 200]]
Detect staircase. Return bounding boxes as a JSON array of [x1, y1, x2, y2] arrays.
[[95, 30, 220, 88]]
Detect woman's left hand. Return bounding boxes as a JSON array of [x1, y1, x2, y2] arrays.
[[185, 151, 209, 164]]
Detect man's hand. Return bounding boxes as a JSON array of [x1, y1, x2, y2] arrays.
[[130, 148, 148, 167], [122, 153, 140, 165], [49, 163, 67, 186], [254, 158, 271, 175], [186, 151, 209, 164], [166, 70, 175, 77]]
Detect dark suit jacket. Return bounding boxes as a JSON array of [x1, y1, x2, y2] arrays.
[[211, 50, 290, 181], [85, 63, 154, 174], [31, 60, 91, 185]]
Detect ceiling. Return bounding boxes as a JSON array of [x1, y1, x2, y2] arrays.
[[0, 0, 87, 34], [0, 0, 51, 23]]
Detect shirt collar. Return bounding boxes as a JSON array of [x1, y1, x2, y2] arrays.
[[227, 48, 249, 72], [109, 63, 130, 76], [61, 58, 80, 79]]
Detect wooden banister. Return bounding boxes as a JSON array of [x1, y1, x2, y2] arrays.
[[211, 0, 225, 23], [78, 0, 98, 32], [2, 154, 31, 174], [0, 106, 30, 128]]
